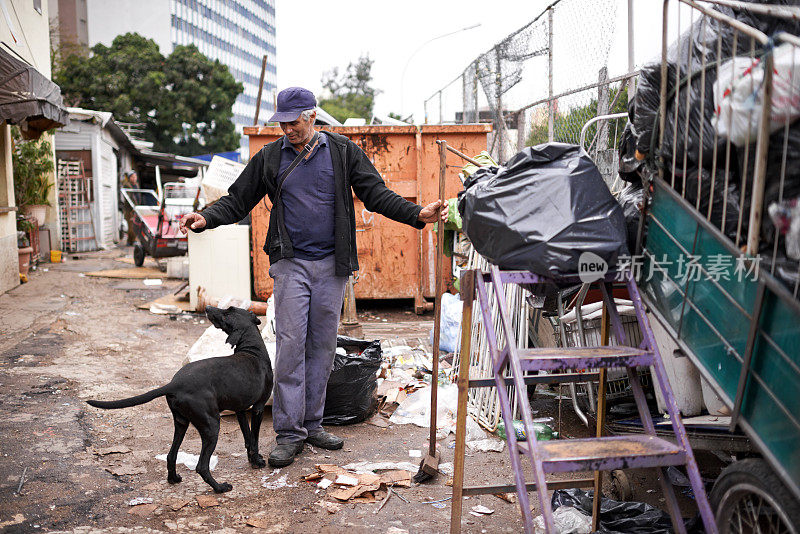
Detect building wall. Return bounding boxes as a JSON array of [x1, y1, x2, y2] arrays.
[[0, 0, 55, 293], [49, 0, 89, 51], [84, 0, 277, 156]]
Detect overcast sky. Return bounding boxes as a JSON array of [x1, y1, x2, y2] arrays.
[[275, 0, 666, 124]]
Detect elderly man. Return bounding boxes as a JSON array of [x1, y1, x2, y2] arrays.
[[180, 87, 445, 467]]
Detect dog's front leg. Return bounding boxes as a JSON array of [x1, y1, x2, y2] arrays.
[[248, 404, 266, 468], [195, 417, 231, 493], [235, 410, 264, 468]]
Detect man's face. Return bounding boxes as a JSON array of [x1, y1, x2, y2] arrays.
[[280, 111, 316, 146]]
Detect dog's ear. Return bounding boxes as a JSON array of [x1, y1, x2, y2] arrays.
[[226, 330, 243, 348], [250, 311, 261, 326]]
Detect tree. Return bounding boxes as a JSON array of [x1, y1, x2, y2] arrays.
[[54, 33, 242, 156], [319, 56, 379, 123]]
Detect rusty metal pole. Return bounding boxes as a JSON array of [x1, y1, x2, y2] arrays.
[[253, 55, 268, 126], [428, 140, 448, 458], [339, 275, 363, 338], [450, 269, 475, 534]]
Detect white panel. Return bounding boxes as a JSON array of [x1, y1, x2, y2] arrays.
[[54, 131, 93, 151], [188, 225, 251, 310]]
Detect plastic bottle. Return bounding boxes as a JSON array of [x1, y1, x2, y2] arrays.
[[496, 419, 557, 441]]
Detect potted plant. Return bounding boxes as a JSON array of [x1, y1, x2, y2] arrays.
[[12, 126, 54, 226], [16, 221, 33, 276]]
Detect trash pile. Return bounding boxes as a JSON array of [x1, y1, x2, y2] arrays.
[[302, 462, 415, 507], [458, 143, 629, 278], [628, 5, 800, 288]]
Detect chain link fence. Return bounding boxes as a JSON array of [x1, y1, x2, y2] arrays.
[[424, 0, 635, 164]]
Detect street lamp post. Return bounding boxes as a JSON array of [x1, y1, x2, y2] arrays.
[[400, 23, 481, 119]]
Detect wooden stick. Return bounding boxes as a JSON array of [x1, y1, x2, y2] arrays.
[[592, 304, 610, 530], [450, 270, 475, 534], [253, 54, 268, 125]]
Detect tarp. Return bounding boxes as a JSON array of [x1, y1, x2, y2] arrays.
[[0, 46, 69, 139]]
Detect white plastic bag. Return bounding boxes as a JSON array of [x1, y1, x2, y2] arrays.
[[714, 43, 800, 146], [430, 292, 463, 353], [533, 506, 592, 534]]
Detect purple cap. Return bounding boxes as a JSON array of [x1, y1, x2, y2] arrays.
[[267, 87, 317, 123]]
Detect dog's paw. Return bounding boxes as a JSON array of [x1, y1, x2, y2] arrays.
[[214, 482, 233, 493], [249, 454, 266, 468], [168, 473, 182, 484]]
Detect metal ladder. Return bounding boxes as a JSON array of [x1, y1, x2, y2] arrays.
[[57, 159, 97, 253], [450, 266, 718, 534]]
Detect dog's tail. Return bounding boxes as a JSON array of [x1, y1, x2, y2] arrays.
[[86, 385, 171, 409]]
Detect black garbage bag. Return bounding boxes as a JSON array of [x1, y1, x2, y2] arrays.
[[322, 336, 382, 425], [458, 143, 628, 278], [551, 488, 701, 533], [617, 182, 643, 252], [618, 120, 644, 185], [670, 167, 742, 242]]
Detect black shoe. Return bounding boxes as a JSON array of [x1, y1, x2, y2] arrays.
[[305, 430, 344, 450], [267, 441, 304, 467]]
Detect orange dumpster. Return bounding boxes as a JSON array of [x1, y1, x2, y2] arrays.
[[244, 124, 491, 312]]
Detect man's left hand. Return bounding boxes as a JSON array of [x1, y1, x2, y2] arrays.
[[418, 199, 448, 224]]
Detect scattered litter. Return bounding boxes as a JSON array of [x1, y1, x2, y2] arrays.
[[315, 500, 341, 514], [470, 505, 494, 515], [105, 464, 146, 476], [334, 474, 360, 486], [408, 449, 422, 458], [65, 311, 78, 316], [127, 504, 157, 517], [127, 497, 153, 506], [155, 451, 217, 471], [149, 302, 181, 315], [552, 488, 678, 532], [262, 473, 296, 490], [430, 502, 447, 509], [366, 416, 390, 428], [165, 498, 191, 511], [533, 506, 592, 534], [438, 462, 454, 476], [467, 438, 505, 453], [317, 478, 333, 489], [341, 461, 419, 474], [389, 383, 459, 438], [143, 278, 162, 286], [665, 466, 691, 487], [423, 496, 452, 504], [195, 495, 219, 508], [494, 492, 516, 503], [323, 336, 382, 425], [92, 445, 131, 456]]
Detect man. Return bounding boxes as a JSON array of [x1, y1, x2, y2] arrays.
[[180, 87, 445, 468]]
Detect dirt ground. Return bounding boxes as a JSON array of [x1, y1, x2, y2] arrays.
[[0, 247, 703, 533]]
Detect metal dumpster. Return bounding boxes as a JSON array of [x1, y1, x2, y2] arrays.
[[243, 124, 491, 310]]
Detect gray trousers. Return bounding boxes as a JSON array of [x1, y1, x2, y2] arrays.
[[268, 255, 347, 444]]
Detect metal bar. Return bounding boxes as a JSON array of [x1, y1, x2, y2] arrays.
[[468, 372, 599, 389], [450, 270, 475, 534], [253, 54, 267, 125], [745, 50, 774, 255], [729, 280, 766, 431], [462, 478, 595, 496], [682, 0, 769, 43], [697, 0, 800, 19], [428, 141, 447, 457], [414, 129, 426, 314], [547, 6, 554, 142], [580, 113, 627, 152]]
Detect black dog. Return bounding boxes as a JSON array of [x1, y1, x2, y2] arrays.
[[87, 306, 273, 493]]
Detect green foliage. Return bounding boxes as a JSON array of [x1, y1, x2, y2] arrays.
[[54, 33, 243, 156], [526, 86, 629, 148], [11, 127, 54, 207], [319, 56, 379, 123]]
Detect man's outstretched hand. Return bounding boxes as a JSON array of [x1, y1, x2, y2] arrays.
[[418, 199, 448, 224], [179, 212, 207, 234]]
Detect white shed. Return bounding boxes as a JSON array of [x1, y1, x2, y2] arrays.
[[54, 108, 137, 250]]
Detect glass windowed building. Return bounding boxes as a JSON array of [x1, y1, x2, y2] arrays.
[[72, 0, 277, 157]]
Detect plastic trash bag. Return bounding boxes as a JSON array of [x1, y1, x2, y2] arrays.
[[458, 143, 628, 278], [322, 336, 382, 425], [616, 182, 644, 252], [769, 197, 800, 260], [617, 119, 644, 184], [534, 506, 592, 534], [551, 488, 693, 533], [389, 383, 459, 438], [674, 167, 742, 241], [430, 292, 462, 353], [714, 43, 800, 146]]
